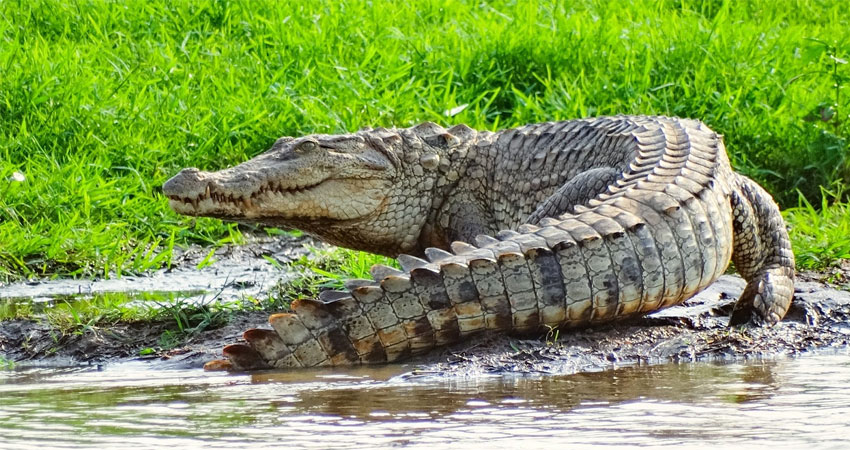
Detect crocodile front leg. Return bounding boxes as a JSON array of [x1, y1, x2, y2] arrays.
[[525, 167, 622, 224]]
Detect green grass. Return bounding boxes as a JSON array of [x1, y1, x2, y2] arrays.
[[267, 246, 397, 310], [785, 188, 850, 270], [1, 0, 849, 280], [0, 355, 14, 369], [0, 291, 239, 332], [1, 290, 249, 353]]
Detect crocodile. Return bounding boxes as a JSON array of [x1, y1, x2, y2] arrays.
[[162, 115, 795, 371]]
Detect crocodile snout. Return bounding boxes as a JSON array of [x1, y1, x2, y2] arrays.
[[163, 167, 206, 197]]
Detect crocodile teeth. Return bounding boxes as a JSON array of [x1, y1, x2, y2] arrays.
[[204, 184, 211, 199]]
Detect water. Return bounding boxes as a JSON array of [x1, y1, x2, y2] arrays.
[[0, 260, 286, 306], [0, 234, 314, 307], [2, 353, 849, 449]]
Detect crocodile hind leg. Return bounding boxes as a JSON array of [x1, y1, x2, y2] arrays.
[[526, 167, 621, 224], [728, 174, 795, 325]]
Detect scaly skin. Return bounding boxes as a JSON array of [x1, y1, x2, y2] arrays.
[[163, 116, 795, 371]]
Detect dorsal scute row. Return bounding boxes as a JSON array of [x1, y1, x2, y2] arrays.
[[591, 116, 721, 206]]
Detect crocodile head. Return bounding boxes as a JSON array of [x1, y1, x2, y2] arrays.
[[163, 131, 410, 254]]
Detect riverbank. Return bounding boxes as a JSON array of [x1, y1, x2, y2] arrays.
[[3, 268, 849, 375]]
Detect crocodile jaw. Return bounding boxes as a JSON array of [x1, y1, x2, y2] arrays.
[[163, 132, 398, 227], [164, 171, 390, 224]]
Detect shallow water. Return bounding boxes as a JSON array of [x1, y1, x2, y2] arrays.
[[0, 234, 314, 307], [0, 260, 286, 307], [2, 353, 849, 449]]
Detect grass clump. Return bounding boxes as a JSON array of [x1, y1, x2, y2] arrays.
[[0, 291, 242, 350], [150, 295, 243, 349], [0, 355, 14, 369], [0, 0, 848, 280], [267, 247, 397, 310], [784, 189, 850, 271]]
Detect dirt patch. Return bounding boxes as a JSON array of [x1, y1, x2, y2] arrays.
[[0, 311, 272, 369]]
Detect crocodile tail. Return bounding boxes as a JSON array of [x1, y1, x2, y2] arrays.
[[215, 280, 394, 370], [211, 203, 720, 372], [213, 243, 539, 371]]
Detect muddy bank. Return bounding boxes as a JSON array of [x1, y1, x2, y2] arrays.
[[0, 232, 326, 369], [0, 232, 325, 305], [0, 310, 270, 368], [3, 271, 849, 374]]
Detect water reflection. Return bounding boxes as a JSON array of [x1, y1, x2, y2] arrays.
[[252, 362, 782, 420], [1, 353, 848, 449]]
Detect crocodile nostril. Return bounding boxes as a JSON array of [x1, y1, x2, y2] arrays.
[[181, 168, 203, 179]]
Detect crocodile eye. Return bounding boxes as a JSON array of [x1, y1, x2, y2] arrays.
[[295, 140, 318, 153]]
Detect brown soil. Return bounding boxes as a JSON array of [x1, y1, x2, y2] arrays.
[[0, 311, 271, 369]]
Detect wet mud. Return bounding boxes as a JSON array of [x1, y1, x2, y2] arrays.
[[2, 236, 849, 375], [0, 232, 326, 369], [0, 232, 323, 305]]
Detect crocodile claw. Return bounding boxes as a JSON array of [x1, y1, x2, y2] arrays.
[[203, 359, 233, 371]]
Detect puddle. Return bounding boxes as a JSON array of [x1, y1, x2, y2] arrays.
[[0, 233, 321, 308], [0, 261, 287, 305], [0, 235, 316, 365], [1, 353, 849, 448]]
